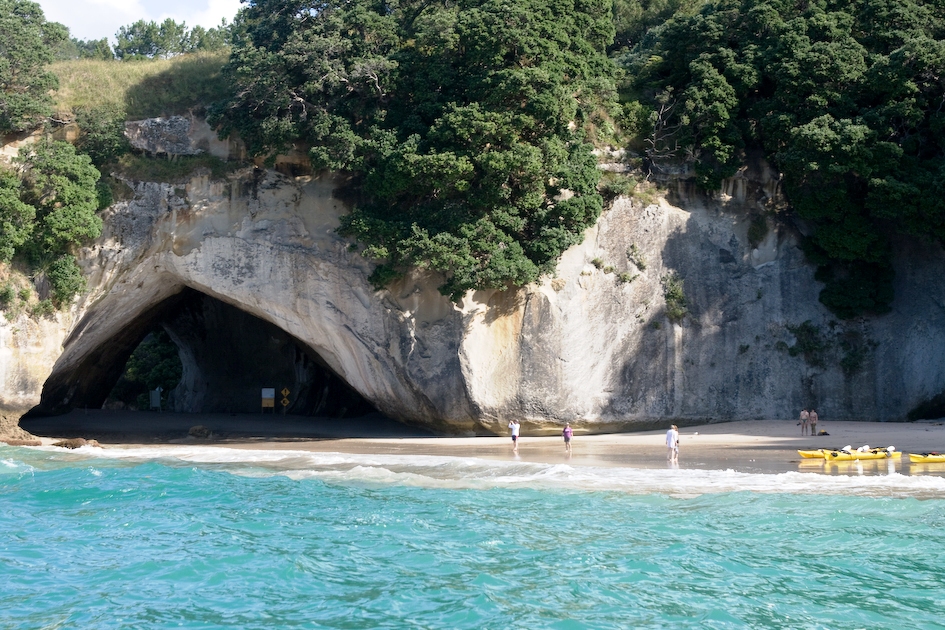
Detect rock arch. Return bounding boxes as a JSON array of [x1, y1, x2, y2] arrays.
[[25, 170, 480, 433], [31, 288, 375, 418]]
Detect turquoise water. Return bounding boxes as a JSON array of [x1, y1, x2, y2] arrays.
[[3, 446, 945, 629]]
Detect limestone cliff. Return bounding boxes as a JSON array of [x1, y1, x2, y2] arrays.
[[2, 126, 944, 436]]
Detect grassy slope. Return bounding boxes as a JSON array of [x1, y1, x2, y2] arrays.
[[50, 51, 230, 119]]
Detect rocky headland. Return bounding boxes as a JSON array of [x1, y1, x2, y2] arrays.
[[2, 116, 944, 438]]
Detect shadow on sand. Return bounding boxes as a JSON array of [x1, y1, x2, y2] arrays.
[[20, 409, 434, 443]]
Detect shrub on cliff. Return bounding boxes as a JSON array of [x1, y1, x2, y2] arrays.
[[0, 171, 36, 263], [16, 140, 102, 256], [211, 0, 620, 300], [1, 140, 102, 306], [622, 0, 945, 318]]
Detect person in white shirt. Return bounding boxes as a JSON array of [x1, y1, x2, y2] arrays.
[[509, 420, 521, 452], [666, 424, 679, 462]]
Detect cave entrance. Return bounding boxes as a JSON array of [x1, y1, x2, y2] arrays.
[[23, 289, 389, 437], [106, 290, 376, 417]]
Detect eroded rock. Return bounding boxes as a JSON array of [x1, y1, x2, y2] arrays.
[[188, 425, 211, 438], [2, 120, 944, 435], [52, 438, 100, 449]]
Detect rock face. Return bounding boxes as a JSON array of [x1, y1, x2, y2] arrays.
[[124, 116, 243, 160], [0, 312, 74, 438], [39, 168, 478, 433], [2, 133, 944, 435]]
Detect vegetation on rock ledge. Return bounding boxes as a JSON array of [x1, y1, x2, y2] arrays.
[[0, 140, 103, 306], [3, 0, 945, 318], [622, 0, 945, 317], [211, 0, 620, 300]]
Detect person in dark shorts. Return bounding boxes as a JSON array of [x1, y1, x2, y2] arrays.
[[509, 420, 521, 452], [562, 422, 573, 453]]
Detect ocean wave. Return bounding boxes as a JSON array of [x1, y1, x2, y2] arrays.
[[13, 444, 945, 498]]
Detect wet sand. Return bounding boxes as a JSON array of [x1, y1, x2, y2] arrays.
[[16, 410, 945, 475]]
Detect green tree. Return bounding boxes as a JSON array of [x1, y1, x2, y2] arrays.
[[115, 19, 192, 59], [0, 0, 67, 133], [106, 329, 183, 409], [611, 0, 704, 51], [625, 0, 945, 317], [0, 169, 35, 262], [188, 19, 233, 52], [45, 253, 86, 306], [14, 140, 102, 305], [17, 140, 102, 254], [213, 0, 618, 299], [74, 106, 130, 167], [55, 36, 114, 60], [115, 18, 232, 60]]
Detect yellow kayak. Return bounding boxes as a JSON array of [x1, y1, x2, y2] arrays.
[[798, 449, 826, 459], [909, 453, 945, 463], [823, 448, 900, 461]]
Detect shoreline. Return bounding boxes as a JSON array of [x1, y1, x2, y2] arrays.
[[12, 412, 945, 475]]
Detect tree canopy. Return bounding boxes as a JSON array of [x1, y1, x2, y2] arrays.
[[624, 0, 945, 317], [4, 0, 944, 318], [54, 36, 114, 61], [115, 18, 233, 60], [0, 0, 67, 133], [0, 140, 103, 305], [212, 0, 620, 299]]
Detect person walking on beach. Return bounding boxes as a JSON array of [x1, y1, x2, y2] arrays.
[[666, 424, 679, 462], [562, 422, 573, 453], [509, 420, 521, 452], [799, 409, 810, 436], [809, 409, 819, 436]]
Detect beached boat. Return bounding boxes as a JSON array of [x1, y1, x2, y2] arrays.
[[909, 453, 945, 463], [798, 449, 827, 459], [823, 447, 900, 461]]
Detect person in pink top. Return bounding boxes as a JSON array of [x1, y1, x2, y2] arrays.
[[562, 422, 573, 453]]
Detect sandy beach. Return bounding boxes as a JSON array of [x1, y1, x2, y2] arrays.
[[15, 410, 945, 475]]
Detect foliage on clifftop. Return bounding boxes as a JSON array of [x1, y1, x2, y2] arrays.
[[211, 0, 620, 299], [622, 0, 945, 317], [4, 0, 945, 318], [0, 0, 66, 134], [0, 2, 104, 308]]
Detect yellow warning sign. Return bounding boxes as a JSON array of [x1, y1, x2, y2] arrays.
[[281, 388, 290, 397], [281, 398, 290, 407]]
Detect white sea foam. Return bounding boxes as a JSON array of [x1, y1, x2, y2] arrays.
[[25, 444, 945, 498], [0, 456, 35, 476]]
